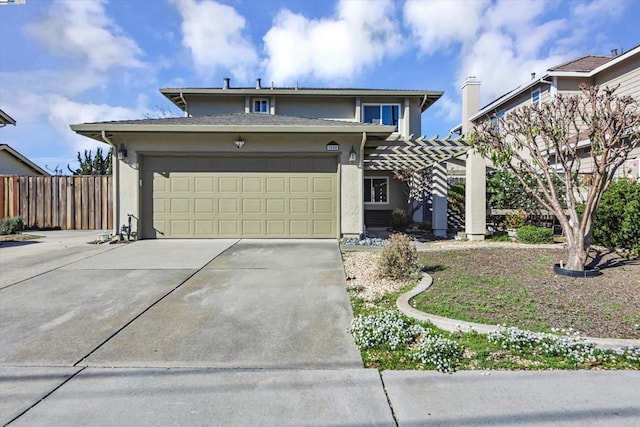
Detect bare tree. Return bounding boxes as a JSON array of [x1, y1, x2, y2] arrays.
[[470, 84, 640, 271], [392, 167, 432, 221]]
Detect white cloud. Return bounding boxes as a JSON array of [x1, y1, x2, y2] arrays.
[[26, 0, 143, 72], [403, 0, 490, 55], [169, 0, 258, 82], [263, 0, 403, 84]]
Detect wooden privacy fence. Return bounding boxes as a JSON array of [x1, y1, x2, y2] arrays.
[[0, 175, 113, 230]]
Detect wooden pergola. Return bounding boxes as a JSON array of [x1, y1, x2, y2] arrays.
[[364, 132, 469, 171]]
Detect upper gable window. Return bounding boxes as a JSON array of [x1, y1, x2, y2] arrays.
[[531, 89, 541, 107], [253, 98, 269, 114], [362, 104, 400, 131], [490, 110, 505, 133]]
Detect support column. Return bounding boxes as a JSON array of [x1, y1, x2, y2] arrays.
[[462, 77, 486, 240], [431, 162, 448, 238]]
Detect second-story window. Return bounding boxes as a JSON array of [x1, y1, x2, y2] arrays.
[[362, 104, 400, 131], [490, 110, 505, 133], [253, 98, 269, 114], [531, 89, 541, 107]]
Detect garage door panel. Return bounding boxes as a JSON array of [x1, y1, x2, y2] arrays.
[[194, 199, 215, 214], [242, 177, 262, 192], [218, 199, 239, 214], [290, 199, 309, 214], [266, 177, 286, 192], [219, 177, 239, 192], [313, 199, 333, 214], [242, 198, 262, 214], [194, 177, 214, 192], [147, 156, 337, 238], [266, 199, 286, 214], [170, 198, 191, 214], [219, 220, 239, 235], [290, 177, 309, 192], [289, 220, 309, 235], [170, 219, 191, 236]]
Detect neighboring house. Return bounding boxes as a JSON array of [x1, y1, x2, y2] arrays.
[[0, 144, 49, 176], [470, 45, 640, 180], [71, 79, 464, 239], [455, 45, 640, 240], [0, 109, 16, 128]]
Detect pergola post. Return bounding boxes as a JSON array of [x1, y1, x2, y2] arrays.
[[462, 77, 486, 240], [431, 162, 448, 237]]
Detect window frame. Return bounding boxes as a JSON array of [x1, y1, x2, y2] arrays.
[[531, 89, 541, 107], [361, 103, 401, 132], [364, 176, 389, 205], [252, 98, 269, 114]]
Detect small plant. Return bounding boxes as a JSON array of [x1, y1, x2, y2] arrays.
[[488, 326, 640, 365], [390, 207, 411, 230], [502, 209, 528, 229], [349, 310, 420, 350], [378, 233, 420, 280], [515, 225, 554, 244], [411, 335, 463, 373], [490, 233, 511, 242], [0, 216, 24, 235]]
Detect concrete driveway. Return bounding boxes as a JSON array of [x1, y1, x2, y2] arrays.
[[1, 236, 388, 425]]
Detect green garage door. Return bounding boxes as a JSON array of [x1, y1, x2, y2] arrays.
[[142, 156, 338, 238]]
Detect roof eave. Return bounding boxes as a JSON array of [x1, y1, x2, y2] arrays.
[[70, 123, 396, 141]]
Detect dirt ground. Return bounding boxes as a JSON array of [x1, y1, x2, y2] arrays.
[[421, 247, 640, 339]]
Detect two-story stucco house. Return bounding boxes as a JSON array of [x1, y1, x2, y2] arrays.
[[71, 79, 454, 239]]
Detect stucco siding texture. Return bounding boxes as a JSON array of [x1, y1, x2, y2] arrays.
[[0, 151, 42, 176]]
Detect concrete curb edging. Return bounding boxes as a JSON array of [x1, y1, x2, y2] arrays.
[[396, 273, 640, 349]]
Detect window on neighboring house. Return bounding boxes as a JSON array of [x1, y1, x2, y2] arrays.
[[362, 104, 400, 131], [531, 89, 541, 107], [490, 110, 505, 133], [253, 98, 269, 114], [364, 177, 389, 204]]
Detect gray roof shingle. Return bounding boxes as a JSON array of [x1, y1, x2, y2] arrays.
[[83, 113, 380, 128], [548, 55, 612, 72]]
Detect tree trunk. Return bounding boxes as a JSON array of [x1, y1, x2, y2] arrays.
[[565, 227, 588, 271]]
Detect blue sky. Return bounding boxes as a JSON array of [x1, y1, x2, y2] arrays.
[[1, 0, 638, 174]]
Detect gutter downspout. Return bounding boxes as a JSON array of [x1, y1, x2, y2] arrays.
[[101, 130, 119, 236], [419, 94, 428, 111], [179, 92, 188, 117], [360, 132, 367, 237]]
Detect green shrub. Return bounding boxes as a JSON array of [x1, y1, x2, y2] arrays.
[[378, 233, 420, 280], [490, 233, 512, 242], [591, 178, 640, 253], [516, 225, 553, 244], [0, 216, 24, 235], [502, 209, 528, 229], [390, 207, 410, 230]]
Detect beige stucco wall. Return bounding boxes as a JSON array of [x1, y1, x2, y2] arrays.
[[183, 94, 423, 139], [0, 151, 45, 175], [108, 132, 365, 238], [363, 170, 407, 212]]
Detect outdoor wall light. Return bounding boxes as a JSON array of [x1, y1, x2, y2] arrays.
[[234, 136, 245, 149], [349, 145, 357, 163], [117, 143, 127, 160]]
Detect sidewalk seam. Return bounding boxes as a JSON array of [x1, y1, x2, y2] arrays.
[[4, 366, 86, 426], [378, 371, 399, 427]]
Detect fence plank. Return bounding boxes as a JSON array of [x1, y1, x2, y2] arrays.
[[29, 177, 36, 227], [88, 177, 95, 229], [20, 177, 28, 223], [58, 177, 67, 229], [67, 177, 75, 230], [52, 176, 59, 228], [44, 177, 52, 228]]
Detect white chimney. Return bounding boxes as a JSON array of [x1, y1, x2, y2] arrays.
[[256, 78, 262, 89], [223, 77, 230, 89]]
